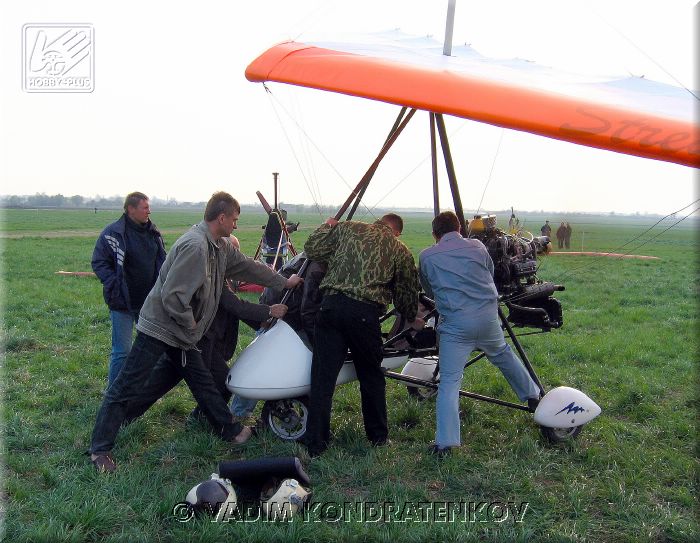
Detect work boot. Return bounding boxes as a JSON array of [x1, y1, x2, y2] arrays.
[[91, 453, 117, 473], [232, 426, 253, 444], [527, 393, 544, 413], [428, 443, 452, 458]]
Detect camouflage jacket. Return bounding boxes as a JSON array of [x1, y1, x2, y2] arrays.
[[304, 220, 419, 320]]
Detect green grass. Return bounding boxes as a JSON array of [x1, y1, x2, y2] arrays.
[[1, 209, 698, 542]]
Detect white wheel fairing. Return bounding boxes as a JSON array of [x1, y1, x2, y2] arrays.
[[337, 352, 409, 385], [534, 386, 601, 428], [400, 357, 439, 385]]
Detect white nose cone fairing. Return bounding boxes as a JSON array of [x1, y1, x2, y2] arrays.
[[534, 386, 601, 428], [226, 320, 409, 400], [227, 320, 311, 400]]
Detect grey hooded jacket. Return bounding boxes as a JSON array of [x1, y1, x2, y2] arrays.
[[137, 221, 287, 349]]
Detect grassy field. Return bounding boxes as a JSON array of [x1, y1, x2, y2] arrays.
[[1, 208, 698, 542]]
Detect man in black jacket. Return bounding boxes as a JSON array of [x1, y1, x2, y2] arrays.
[[91, 192, 166, 386]]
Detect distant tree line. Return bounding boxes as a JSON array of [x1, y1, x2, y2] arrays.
[[0, 193, 675, 220], [0, 193, 367, 216], [1, 193, 219, 210]]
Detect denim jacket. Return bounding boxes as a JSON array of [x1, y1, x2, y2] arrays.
[[418, 231, 498, 334]]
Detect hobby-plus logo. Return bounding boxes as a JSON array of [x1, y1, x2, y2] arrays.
[[23, 24, 94, 92], [555, 402, 586, 416]]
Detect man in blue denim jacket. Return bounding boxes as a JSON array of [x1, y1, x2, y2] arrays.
[[419, 211, 541, 455], [92, 192, 166, 386]]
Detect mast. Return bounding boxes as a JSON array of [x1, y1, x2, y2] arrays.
[[272, 171, 279, 210], [435, 114, 467, 236], [437, 0, 467, 234], [443, 0, 457, 56]]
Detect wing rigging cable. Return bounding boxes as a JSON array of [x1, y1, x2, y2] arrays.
[[290, 0, 341, 43], [358, 118, 474, 219], [473, 128, 505, 221], [264, 84, 378, 220], [264, 84, 324, 218], [355, 119, 505, 226], [356, 153, 431, 221], [585, 3, 699, 102], [290, 90, 324, 211], [529, 199, 700, 297]]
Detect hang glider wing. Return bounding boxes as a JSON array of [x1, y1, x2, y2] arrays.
[[246, 31, 698, 168]]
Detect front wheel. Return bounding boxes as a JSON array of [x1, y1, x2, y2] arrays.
[[539, 424, 583, 444], [261, 397, 310, 441]]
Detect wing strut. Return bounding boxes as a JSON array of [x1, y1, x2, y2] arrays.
[[429, 112, 440, 217], [348, 106, 409, 220], [272, 108, 417, 313], [435, 113, 467, 235]]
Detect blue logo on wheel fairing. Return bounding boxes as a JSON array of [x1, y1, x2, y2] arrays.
[[555, 402, 586, 415]]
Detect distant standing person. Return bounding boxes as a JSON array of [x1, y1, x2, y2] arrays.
[[92, 192, 166, 386], [556, 222, 566, 249], [564, 222, 573, 249], [540, 220, 551, 238], [507, 208, 520, 234]]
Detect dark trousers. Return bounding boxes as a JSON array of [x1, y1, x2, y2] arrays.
[[90, 332, 242, 454], [304, 294, 387, 454], [122, 334, 233, 423], [195, 334, 233, 405]]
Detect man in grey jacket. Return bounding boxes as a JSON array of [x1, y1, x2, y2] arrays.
[[89, 192, 303, 473]]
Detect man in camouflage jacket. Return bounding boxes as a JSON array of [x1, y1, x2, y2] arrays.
[[301, 213, 422, 456]]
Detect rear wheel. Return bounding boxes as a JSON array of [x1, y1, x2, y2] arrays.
[[402, 357, 439, 401], [539, 424, 583, 443], [261, 397, 310, 441]]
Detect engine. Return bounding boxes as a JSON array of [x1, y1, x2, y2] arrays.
[[468, 215, 564, 330]]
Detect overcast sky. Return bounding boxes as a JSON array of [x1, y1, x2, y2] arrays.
[[0, 0, 697, 215]]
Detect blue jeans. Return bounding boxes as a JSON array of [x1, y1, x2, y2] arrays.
[[109, 310, 138, 386], [230, 395, 258, 417], [435, 315, 540, 448]]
